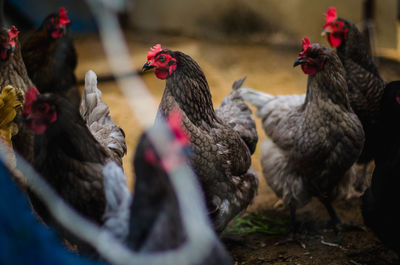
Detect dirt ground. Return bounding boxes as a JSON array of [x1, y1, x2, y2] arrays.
[[74, 33, 400, 265]]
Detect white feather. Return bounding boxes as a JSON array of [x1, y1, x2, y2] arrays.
[[237, 87, 275, 109]]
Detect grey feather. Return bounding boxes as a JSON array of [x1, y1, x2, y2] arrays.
[[80, 70, 127, 165], [102, 161, 132, 240], [216, 78, 258, 154]]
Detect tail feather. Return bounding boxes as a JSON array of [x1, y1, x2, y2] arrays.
[[237, 87, 274, 110], [80, 70, 127, 164], [232, 76, 247, 91], [81, 70, 105, 124], [216, 78, 258, 154]]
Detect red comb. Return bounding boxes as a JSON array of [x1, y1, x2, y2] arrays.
[[147, 44, 162, 61], [23, 87, 39, 115], [8, 26, 19, 44], [58, 7, 70, 26], [324, 7, 337, 24], [302, 37, 311, 53], [167, 109, 190, 146]]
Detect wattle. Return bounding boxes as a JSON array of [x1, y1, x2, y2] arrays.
[[28, 121, 47, 135], [301, 64, 317, 76], [0, 49, 8, 60], [328, 34, 343, 47], [51, 30, 63, 39], [155, 69, 169, 80]]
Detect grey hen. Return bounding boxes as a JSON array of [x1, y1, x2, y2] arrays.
[[239, 37, 365, 236], [142, 44, 258, 233]]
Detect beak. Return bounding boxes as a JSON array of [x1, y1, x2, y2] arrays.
[[293, 57, 305, 67], [142, 61, 155, 72], [60, 25, 66, 34], [321, 27, 331, 36], [21, 113, 31, 123]]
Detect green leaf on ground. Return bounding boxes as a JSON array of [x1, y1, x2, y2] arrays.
[[225, 213, 289, 235]]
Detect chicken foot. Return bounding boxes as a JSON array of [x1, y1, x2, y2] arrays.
[[274, 201, 306, 249]]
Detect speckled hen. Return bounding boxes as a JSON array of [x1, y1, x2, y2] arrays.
[[239, 37, 365, 235], [0, 26, 33, 91], [143, 44, 258, 233], [322, 7, 386, 176], [0, 26, 35, 163]]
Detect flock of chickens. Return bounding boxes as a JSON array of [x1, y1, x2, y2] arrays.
[[0, 5, 399, 264]]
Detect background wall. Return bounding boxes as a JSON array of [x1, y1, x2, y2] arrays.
[[4, 0, 399, 51], [128, 0, 397, 49]]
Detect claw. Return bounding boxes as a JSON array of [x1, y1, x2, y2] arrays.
[[274, 233, 306, 249]]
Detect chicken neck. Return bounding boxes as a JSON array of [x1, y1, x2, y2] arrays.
[[163, 52, 219, 127]]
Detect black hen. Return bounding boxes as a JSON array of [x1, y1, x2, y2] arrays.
[[322, 7, 386, 180], [127, 126, 186, 251], [21, 7, 80, 108], [102, 111, 233, 264], [22, 75, 126, 253], [142, 44, 258, 233], [361, 81, 400, 256]]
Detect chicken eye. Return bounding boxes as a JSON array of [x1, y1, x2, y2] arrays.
[[333, 21, 342, 29], [37, 104, 49, 113], [308, 52, 317, 59], [168, 59, 176, 66], [396, 95, 400, 105], [158, 55, 166, 63]]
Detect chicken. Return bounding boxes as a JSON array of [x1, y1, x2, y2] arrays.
[[238, 37, 365, 237], [0, 26, 33, 91], [102, 111, 233, 264], [142, 44, 258, 233], [0, 25, 35, 163], [361, 81, 400, 256], [322, 7, 386, 185], [0, 160, 103, 265], [22, 70, 126, 253], [21, 7, 81, 109], [127, 111, 191, 251]]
